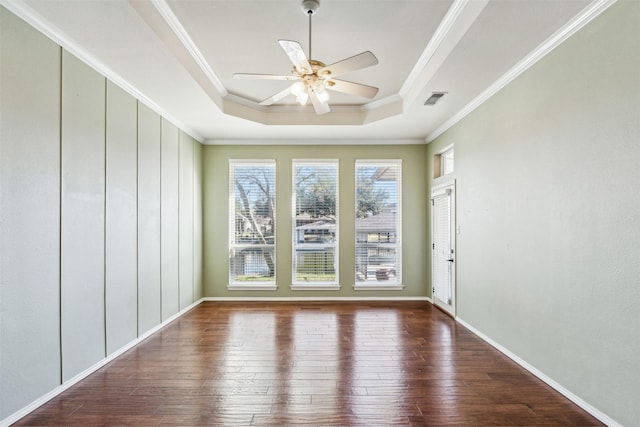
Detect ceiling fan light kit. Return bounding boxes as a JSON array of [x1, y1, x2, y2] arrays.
[[233, 0, 379, 115]]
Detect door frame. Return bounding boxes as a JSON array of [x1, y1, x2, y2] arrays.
[[431, 180, 456, 317]]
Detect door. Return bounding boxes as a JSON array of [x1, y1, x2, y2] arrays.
[[431, 181, 456, 316]]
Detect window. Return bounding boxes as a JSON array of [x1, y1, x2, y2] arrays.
[[435, 146, 454, 178], [355, 160, 402, 289], [441, 147, 454, 175], [292, 160, 339, 289], [228, 160, 276, 289]]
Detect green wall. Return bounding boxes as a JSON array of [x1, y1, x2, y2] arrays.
[[203, 144, 429, 298], [427, 2, 640, 425]]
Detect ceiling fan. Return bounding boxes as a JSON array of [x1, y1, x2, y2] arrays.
[[233, 0, 379, 115]]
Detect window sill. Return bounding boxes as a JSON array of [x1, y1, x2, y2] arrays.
[[227, 284, 277, 291], [290, 284, 341, 291], [353, 283, 404, 291]]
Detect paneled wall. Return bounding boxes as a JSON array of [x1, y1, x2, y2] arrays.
[[60, 50, 107, 382], [193, 142, 204, 301], [161, 119, 180, 321], [137, 104, 163, 335], [105, 81, 138, 355], [0, 7, 203, 421], [179, 131, 195, 309], [0, 7, 62, 418]]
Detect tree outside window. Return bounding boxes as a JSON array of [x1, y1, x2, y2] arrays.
[[292, 160, 338, 285], [229, 160, 276, 285]]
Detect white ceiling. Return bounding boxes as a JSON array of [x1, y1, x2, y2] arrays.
[[5, 0, 611, 143]]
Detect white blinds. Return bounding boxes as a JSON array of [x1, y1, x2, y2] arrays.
[[355, 160, 402, 285], [292, 160, 339, 285], [229, 160, 276, 284], [432, 191, 452, 303]]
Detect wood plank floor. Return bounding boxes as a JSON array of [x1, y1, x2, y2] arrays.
[[14, 302, 603, 426]]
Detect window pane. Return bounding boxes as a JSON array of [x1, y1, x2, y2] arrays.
[[355, 161, 401, 285], [230, 247, 275, 282], [229, 161, 276, 284], [295, 247, 336, 282], [442, 148, 454, 175], [293, 160, 338, 285]]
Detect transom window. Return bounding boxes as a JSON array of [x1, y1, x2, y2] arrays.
[[355, 160, 402, 289], [435, 146, 454, 178], [441, 147, 454, 175], [228, 160, 276, 289], [292, 160, 339, 289]]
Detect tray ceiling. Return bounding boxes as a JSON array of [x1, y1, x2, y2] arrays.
[[3, 0, 612, 143]]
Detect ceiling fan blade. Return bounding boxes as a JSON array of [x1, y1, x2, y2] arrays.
[[309, 91, 330, 115], [327, 79, 378, 99], [318, 51, 378, 78], [259, 86, 293, 106], [278, 40, 312, 74], [234, 73, 297, 81]]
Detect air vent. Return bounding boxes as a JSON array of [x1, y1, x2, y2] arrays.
[[424, 92, 446, 106]]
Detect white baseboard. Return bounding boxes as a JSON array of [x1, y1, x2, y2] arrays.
[[0, 298, 206, 427], [455, 317, 620, 427], [202, 296, 431, 302]]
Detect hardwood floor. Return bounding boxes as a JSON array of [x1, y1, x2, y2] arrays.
[[14, 302, 603, 426]]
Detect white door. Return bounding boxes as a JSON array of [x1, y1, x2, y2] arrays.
[[431, 182, 455, 316]]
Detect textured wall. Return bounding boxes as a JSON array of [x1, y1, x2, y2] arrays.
[[427, 2, 640, 425]]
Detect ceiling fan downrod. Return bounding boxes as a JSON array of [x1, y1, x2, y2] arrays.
[[302, 0, 319, 60]]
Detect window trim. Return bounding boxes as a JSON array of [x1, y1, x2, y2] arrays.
[[291, 159, 340, 289], [228, 159, 277, 291], [354, 159, 403, 291]]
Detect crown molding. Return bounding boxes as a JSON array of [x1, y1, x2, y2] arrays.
[[150, 0, 227, 96], [400, 0, 470, 97], [0, 0, 204, 142], [425, 0, 618, 143], [205, 138, 425, 146], [203, 296, 430, 302], [361, 94, 403, 112]]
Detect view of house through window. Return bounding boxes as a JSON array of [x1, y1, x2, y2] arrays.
[[228, 160, 276, 286], [228, 159, 402, 289], [292, 160, 339, 286], [355, 160, 402, 286]]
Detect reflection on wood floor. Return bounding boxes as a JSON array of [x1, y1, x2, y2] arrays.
[[14, 301, 603, 426]]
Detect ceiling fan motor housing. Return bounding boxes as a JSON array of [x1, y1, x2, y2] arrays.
[[302, 0, 319, 15]]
